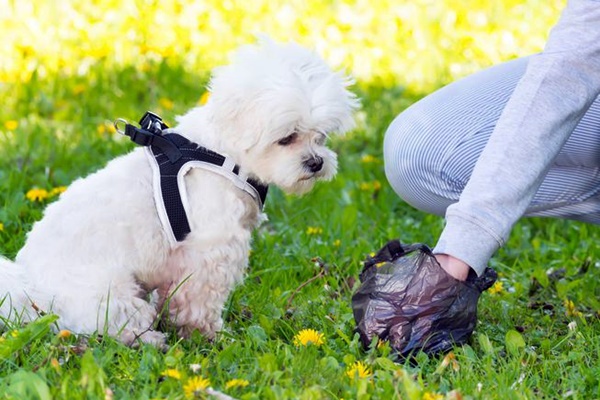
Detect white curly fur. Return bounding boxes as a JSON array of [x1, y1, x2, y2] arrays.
[[0, 38, 359, 346]]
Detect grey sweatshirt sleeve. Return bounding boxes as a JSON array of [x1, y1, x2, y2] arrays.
[[433, 0, 600, 275]]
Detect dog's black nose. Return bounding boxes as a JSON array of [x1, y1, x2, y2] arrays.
[[305, 156, 324, 173]]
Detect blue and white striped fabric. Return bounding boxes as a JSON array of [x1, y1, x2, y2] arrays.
[[384, 56, 600, 224]]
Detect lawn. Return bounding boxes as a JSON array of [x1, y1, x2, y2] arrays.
[[1, 1, 599, 399]]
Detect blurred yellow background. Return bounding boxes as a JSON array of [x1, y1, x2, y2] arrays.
[[1, 0, 564, 91]]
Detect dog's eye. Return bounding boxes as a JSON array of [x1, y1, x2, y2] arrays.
[[315, 134, 326, 146], [277, 132, 298, 146]]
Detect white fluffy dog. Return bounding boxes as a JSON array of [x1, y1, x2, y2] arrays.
[[0, 39, 358, 346]]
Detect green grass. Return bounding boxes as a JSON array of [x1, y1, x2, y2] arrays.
[[1, 60, 599, 400]]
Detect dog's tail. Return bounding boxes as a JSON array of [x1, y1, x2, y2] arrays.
[[0, 256, 33, 324]]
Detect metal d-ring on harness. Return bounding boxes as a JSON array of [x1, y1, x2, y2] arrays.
[[114, 112, 268, 244]]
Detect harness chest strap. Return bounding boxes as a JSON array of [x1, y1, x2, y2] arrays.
[[146, 133, 268, 244], [117, 112, 268, 244]]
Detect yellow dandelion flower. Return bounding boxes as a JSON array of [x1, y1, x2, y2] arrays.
[[359, 182, 371, 191], [98, 121, 117, 135], [26, 188, 49, 202], [159, 97, 174, 110], [564, 299, 583, 318], [4, 120, 18, 131], [361, 154, 378, 163], [488, 281, 503, 295], [565, 299, 575, 313], [57, 329, 71, 339], [333, 239, 341, 247], [10, 330, 18, 338], [162, 369, 182, 380], [225, 378, 249, 389], [50, 186, 67, 197], [293, 329, 325, 347], [50, 358, 60, 370], [306, 226, 323, 235], [198, 91, 211, 105], [139, 44, 151, 55], [436, 351, 460, 373], [359, 181, 382, 192], [183, 376, 210, 398], [73, 84, 86, 95], [346, 361, 372, 379], [0, 222, 4, 232], [422, 392, 444, 400], [17, 44, 34, 58]]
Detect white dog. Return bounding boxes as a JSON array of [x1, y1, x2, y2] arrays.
[[0, 39, 358, 346]]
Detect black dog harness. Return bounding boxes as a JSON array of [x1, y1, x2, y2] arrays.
[[115, 112, 268, 244]]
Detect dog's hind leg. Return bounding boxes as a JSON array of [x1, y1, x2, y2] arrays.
[[51, 277, 167, 347], [105, 298, 167, 347], [99, 291, 167, 347]]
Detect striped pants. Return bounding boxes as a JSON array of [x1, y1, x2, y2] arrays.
[[384, 56, 600, 224]]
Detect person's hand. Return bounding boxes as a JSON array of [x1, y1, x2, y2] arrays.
[[434, 253, 470, 281], [352, 240, 497, 358]]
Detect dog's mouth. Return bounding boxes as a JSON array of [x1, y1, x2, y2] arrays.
[[299, 171, 324, 181], [298, 167, 331, 182]]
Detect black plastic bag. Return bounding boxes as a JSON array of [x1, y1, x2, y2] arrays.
[[351, 239, 497, 359]]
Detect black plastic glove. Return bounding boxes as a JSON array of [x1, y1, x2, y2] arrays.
[[351, 239, 497, 359]]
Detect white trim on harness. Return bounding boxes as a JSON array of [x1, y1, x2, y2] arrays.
[[144, 147, 263, 246]]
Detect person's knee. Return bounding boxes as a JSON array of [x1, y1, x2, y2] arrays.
[[384, 116, 451, 216]]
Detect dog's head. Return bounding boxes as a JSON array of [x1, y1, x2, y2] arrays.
[[195, 38, 359, 195]]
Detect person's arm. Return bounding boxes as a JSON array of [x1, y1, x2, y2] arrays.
[[434, 0, 600, 278]]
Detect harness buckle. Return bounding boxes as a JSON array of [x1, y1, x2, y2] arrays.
[[139, 111, 168, 134]]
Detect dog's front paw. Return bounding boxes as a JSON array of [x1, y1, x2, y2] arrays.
[[119, 329, 168, 350]]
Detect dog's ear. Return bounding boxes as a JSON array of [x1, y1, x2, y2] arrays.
[[204, 88, 264, 151]]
